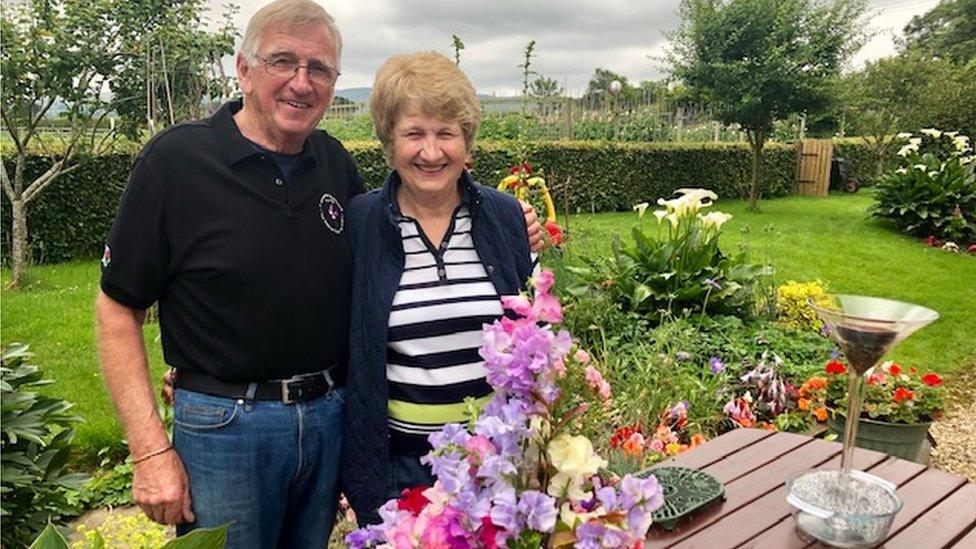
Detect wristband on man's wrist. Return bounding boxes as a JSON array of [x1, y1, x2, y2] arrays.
[[131, 445, 173, 465]]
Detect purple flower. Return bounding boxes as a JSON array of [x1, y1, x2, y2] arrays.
[[821, 323, 832, 337], [428, 423, 471, 450], [830, 347, 841, 360], [709, 356, 726, 374], [574, 521, 607, 548], [421, 450, 470, 495], [345, 527, 385, 548], [517, 490, 558, 532], [489, 487, 521, 533], [704, 278, 722, 290]]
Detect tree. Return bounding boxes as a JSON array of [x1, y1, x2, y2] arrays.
[[902, 0, 976, 64], [1, 0, 236, 287], [583, 68, 637, 109], [530, 76, 562, 115], [668, 0, 867, 210], [452, 34, 465, 66]]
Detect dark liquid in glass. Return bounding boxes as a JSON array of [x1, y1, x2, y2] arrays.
[[836, 326, 898, 374]]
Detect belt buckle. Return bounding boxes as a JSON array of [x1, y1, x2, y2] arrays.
[[280, 375, 305, 405]]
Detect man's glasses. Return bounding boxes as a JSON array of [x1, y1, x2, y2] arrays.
[[260, 54, 340, 86]]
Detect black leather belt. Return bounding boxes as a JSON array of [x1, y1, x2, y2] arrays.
[[175, 369, 338, 404]]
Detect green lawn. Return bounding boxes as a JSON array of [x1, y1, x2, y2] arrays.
[[2, 192, 974, 455], [559, 192, 976, 374]]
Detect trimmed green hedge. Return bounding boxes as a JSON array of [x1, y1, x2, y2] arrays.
[[2, 139, 875, 265]]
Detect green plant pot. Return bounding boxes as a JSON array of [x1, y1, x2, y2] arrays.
[[826, 414, 932, 462]]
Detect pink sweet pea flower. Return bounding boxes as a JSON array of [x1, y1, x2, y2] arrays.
[[500, 294, 533, 317], [531, 292, 563, 323], [574, 349, 591, 364], [534, 269, 556, 294], [464, 435, 496, 466]]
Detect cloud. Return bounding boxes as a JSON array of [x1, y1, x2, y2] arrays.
[[213, 0, 939, 96]]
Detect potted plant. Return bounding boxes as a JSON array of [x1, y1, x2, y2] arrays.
[[798, 359, 945, 461]]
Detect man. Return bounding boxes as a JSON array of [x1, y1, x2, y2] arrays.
[[96, 1, 540, 546]]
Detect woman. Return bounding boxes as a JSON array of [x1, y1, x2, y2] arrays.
[[341, 51, 534, 524]]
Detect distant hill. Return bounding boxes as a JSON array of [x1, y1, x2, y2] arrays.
[[334, 87, 371, 103], [335, 87, 503, 104]]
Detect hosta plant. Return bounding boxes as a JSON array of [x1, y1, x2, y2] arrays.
[[1, 344, 88, 548], [570, 189, 768, 322], [872, 129, 975, 243]]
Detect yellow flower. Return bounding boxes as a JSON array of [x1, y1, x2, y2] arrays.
[[547, 434, 607, 499]]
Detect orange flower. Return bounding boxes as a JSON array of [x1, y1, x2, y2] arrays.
[[798, 397, 811, 411], [806, 377, 828, 391], [922, 373, 943, 386], [622, 433, 645, 457], [813, 408, 828, 422], [893, 387, 914, 402], [689, 434, 706, 448], [825, 361, 846, 375]]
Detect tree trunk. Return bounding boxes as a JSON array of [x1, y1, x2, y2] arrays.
[[10, 198, 28, 287], [748, 128, 765, 212]]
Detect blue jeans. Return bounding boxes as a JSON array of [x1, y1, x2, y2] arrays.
[[173, 387, 344, 548], [385, 452, 435, 502]]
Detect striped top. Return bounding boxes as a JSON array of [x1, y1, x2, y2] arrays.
[[388, 204, 502, 454]]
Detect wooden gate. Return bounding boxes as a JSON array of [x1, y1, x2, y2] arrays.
[[796, 139, 833, 196]]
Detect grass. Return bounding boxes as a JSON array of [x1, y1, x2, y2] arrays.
[[558, 191, 976, 374], [1, 262, 166, 455], [2, 192, 974, 455]]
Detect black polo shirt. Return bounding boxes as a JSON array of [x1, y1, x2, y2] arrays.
[[101, 100, 364, 383]]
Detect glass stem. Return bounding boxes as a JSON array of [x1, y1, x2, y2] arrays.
[[840, 372, 866, 473]]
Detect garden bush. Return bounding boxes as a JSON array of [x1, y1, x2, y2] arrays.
[[568, 189, 768, 321], [871, 129, 975, 243], [1, 344, 88, 548], [776, 280, 832, 332], [2, 140, 802, 265]]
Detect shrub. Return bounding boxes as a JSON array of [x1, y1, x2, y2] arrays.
[[569, 189, 767, 321], [3, 140, 800, 265], [776, 280, 832, 332], [871, 129, 976, 243], [1, 344, 88, 548]]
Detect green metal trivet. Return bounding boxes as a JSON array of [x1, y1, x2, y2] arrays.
[[640, 466, 725, 530]]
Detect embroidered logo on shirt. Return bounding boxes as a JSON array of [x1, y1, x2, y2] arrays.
[[319, 193, 344, 234], [101, 244, 112, 268]]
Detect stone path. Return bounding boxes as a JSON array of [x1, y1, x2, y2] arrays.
[[930, 359, 976, 483]]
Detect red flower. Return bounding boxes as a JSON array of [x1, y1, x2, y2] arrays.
[[544, 220, 564, 246], [610, 423, 642, 448], [509, 162, 532, 175], [825, 360, 847, 375], [925, 235, 940, 247], [922, 373, 944, 387], [888, 363, 902, 376], [397, 486, 430, 515], [893, 387, 914, 403], [968, 244, 976, 255], [480, 516, 502, 549]]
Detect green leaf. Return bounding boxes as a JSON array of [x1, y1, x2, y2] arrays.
[[29, 525, 68, 549], [162, 524, 230, 549]]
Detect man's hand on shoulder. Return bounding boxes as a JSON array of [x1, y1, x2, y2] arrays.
[[132, 448, 195, 525]]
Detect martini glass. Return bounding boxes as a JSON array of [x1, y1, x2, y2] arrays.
[[786, 295, 937, 547], [810, 295, 938, 473]]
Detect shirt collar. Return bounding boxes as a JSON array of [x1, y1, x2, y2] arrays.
[[212, 99, 317, 168]]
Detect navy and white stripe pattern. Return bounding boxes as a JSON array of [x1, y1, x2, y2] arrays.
[[387, 204, 502, 454]]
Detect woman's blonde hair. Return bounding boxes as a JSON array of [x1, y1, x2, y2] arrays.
[[370, 52, 480, 166]]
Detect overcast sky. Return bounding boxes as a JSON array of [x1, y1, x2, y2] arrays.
[[210, 0, 940, 96]]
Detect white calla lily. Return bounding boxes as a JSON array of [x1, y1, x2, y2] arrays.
[[699, 211, 732, 229], [633, 202, 650, 220], [920, 128, 942, 138]]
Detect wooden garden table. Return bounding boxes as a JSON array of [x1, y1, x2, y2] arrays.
[[643, 428, 976, 548]]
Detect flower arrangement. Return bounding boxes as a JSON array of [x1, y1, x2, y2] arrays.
[[498, 163, 564, 247], [722, 352, 808, 432], [346, 271, 665, 548], [799, 359, 946, 425]]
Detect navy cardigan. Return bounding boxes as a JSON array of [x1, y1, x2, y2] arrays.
[[341, 170, 534, 524]]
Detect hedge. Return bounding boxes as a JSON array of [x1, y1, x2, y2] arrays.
[[2, 139, 876, 265]]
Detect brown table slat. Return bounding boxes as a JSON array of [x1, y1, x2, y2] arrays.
[[953, 523, 976, 547], [698, 431, 817, 484], [646, 433, 846, 547], [658, 428, 772, 470], [669, 441, 896, 549], [883, 482, 976, 548]]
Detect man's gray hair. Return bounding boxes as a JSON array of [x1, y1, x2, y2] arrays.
[[240, 0, 342, 67]]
